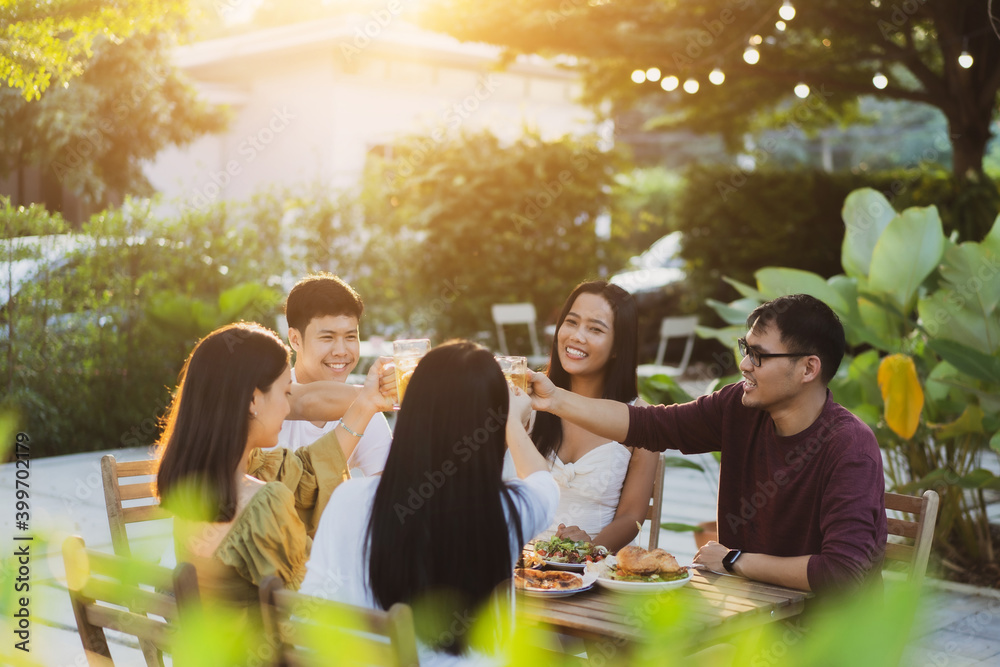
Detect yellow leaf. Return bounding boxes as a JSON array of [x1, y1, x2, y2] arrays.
[[931, 405, 985, 440], [877, 354, 924, 439]]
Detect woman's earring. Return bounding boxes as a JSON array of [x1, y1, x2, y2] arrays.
[[251, 410, 258, 418]]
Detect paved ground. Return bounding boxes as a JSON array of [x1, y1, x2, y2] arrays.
[[4, 380, 1000, 666]]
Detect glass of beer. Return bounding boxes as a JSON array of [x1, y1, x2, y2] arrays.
[[392, 338, 431, 408], [496, 355, 528, 392]]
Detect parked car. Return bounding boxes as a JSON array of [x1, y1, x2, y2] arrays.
[[609, 231, 693, 362]]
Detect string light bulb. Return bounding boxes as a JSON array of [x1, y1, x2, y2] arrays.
[[776, 20, 787, 31], [743, 46, 760, 65], [661, 75, 679, 91], [645, 67, 662, 82], [794, 83, 810, 98], [683, 78, 700, 94], [872, 73, 888, 89], [631, 69, 646, 84], [958, 50, 973, 68], [709, 67, 726, 85], [779, 1, 796, 20]]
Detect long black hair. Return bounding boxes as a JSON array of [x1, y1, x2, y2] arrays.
[[532, 281, 639, 460], [365, 341, 526, 655], [156, 322, 290, 522]]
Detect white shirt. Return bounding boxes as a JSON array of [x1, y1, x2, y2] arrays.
[[301, 471, 559, 666], [275, 368, 392, 476]]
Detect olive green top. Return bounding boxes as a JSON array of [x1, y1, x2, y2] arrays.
[[247, 428, 352, 538], [176, 429, 351, 606]]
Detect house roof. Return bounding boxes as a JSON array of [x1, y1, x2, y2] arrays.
[[174, 16, 577, 80]]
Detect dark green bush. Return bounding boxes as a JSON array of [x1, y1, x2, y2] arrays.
[[674, 166, 1000, 320]]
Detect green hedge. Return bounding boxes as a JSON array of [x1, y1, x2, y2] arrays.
[[674, 166, 1000, 317]]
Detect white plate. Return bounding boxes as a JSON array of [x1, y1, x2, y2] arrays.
[[542, 559, 586, 572], [517, 570, 598, 598], [588, 556, 692, 593]]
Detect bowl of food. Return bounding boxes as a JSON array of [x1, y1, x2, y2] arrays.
[[513, 568, 598, 598], [590, 546, 691, 592], [532, 536, 609, 572]]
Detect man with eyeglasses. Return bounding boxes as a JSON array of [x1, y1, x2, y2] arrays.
[[528, 293, 886, 594]]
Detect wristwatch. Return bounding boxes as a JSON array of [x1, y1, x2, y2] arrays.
[[722, 549, 743, 573]]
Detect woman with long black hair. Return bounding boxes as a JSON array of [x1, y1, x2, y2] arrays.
[[301, 341, 557, 663], [528, 280, 658, 552]]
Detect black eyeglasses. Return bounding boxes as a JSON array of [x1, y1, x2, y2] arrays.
[[737, 337, 814, 368]]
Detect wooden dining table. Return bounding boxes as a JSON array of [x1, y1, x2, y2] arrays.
[[518, 568, 812, 652]]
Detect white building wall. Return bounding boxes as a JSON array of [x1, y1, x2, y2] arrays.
[[143, 20, 597, 212]]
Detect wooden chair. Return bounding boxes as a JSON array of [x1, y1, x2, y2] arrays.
[[637, 316, 698, 378], [884, 489, 939, 584], [491, 303, 549, 367], [62, 535, 200, 667], [101, 454, 171, 559], [259, 576, 420, 667], [646, 454, 666, 550]]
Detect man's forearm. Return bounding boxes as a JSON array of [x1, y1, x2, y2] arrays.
[[733, 553, 812, 591], [548, 388, 631, 443], [287, 381, 362, 421]]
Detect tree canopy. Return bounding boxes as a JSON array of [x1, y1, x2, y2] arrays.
[[1, 0, 187, 99], [1, 2, 225, 213], [420, 0, 1000, 181]]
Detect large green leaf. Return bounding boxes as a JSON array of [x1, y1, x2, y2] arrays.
[[926, 339, 1000, 384], [857, 290, 904, 350], [925, 361, 960, 402], [841, 188, 896, 279], [918, 290, 1000, 355], [706, 297, 757, 326], [936, 243, 1000, 316], [754, 267, 850, 314], [868, 205, 946, 312], [721, 276, 766, 302]]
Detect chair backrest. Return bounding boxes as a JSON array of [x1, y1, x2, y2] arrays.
[[652, 316, 698, 373], [491, 303, 543, 359], [645, 454, 666, 550], [884, 489, 939, 584], [259, 576, 420, 667], [102, 454, 171, 559], [62, 535, 200, 667]]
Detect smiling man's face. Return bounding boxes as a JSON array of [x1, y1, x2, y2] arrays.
[[288, 314, 360, 384]]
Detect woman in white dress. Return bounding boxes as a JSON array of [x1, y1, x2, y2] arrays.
[[531, 281, 658, 553], [301, 341, 558, 665]]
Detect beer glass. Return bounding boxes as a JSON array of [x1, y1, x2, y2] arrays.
[[392, 338, 431, 408], [496, 355, 528, 392]]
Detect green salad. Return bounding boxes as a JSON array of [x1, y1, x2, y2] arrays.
[[608, 565, 689, 583], [533, 536, 608, 564]]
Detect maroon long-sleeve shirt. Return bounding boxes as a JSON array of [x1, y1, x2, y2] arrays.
[[626, 382, 886, 592]]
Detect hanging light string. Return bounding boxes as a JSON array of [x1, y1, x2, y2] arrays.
[[629, 1, 987, 95]]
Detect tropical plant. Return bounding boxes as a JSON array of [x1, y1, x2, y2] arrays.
[[699, 187, 1000, 573]]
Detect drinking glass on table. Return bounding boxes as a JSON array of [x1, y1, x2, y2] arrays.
[[496, 355, 528, 392], [392, 338, 431, 408]]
